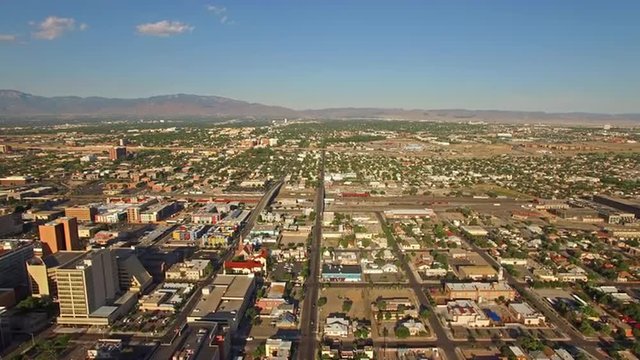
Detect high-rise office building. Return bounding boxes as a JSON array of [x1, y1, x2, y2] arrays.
[[26, 251, 87, 298], [56, 249, 120, 324], [38, 217, 82, 255], [0, 240, 35, 300], [59, 217, 81, 251], [109, 146, 127, 161], [38, 222, 65, 255]]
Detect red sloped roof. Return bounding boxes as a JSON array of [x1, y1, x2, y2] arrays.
[[224, 260, 262, 269]]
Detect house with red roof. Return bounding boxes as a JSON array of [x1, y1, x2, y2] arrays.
[[224, 260, 264, 275]]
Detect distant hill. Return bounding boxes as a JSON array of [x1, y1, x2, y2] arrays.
[[0, 90, 298, 117], [1, 90, 639, 125]]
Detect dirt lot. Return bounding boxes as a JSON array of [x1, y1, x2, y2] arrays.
[[366, 272, 407, 284], [321, 235, 342, 248], [318, 287, 370, 322]]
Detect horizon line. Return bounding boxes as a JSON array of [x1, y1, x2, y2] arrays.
[[1, 89, 639, 116]]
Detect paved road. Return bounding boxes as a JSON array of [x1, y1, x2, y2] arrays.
[[154, 179, 284, 359], [375, 212, 459, 360], [297, 151, 325, 360]]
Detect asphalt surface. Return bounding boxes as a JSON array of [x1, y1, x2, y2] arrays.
[[297, 151, 325, 360]]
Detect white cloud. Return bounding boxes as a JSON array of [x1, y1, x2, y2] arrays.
[[136, 20, 194, 37], [206, 5, 232, 24], [0, 34, 17, 42], [32, 16, 86, 40]]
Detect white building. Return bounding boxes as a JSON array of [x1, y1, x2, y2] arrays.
[[461, 226, 488, 237], [265, 338, 292, 360], [324, 316, 350, 338], [400, 319, 427, 336], [509, 302, 546, 326], [446, 300, 491, 327], [499, 258, 528, 266]]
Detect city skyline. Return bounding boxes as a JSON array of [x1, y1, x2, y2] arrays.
[[1, 0, 640, 113]]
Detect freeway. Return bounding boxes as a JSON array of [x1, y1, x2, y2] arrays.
[[297, 151, 325, 360], [375, 212, 459, 360], [153, 179, 284, 359]]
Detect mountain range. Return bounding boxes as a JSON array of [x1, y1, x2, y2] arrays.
[[1, 90, 639, 125]]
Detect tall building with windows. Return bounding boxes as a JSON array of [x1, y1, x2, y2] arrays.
[[56, 249, 120, 325], [38, 217, 82, 255], [0, 240, 35, 300], [59, 217, 81, 251], [38, 221, 65, 255], [109, 146, 127, 161], [26, 251, 87, 299]]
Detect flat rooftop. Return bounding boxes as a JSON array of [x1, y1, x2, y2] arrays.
[[446, 282, 513, 292], [224, 276, 254, 299], [213, 274, 236, 286], [43, 251, 88, 268], [91, 306, 119, 318], [509, 302, 539, 317], [190, 275, 254, 320], [191, 286, 226, 319]]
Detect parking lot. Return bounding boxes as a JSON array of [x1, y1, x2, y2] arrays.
[[112, 309, 176, 335], [270, 260, 305, 282]]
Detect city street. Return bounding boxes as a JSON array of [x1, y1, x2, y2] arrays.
[[297, 151, 325, 360]]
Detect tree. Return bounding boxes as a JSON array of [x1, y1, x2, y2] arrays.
[[35, 335, 70, 360], [518, 335, 543, 351], [579, 320, 596, 336], [317, 297, 327, 307], [17, 296, 40, 312], [354, 327, 370, 339], [419, 308, 430, 319], [253, 344, 266, 358], [245, 306, 259, 321], [395, 326, 410, 339], [581, 305, 598, 318], [17, 296, 54, 315], [342, 300, 353, 312]]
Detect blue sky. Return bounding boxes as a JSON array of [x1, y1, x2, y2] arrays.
[[1, 0, 639, 113]]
